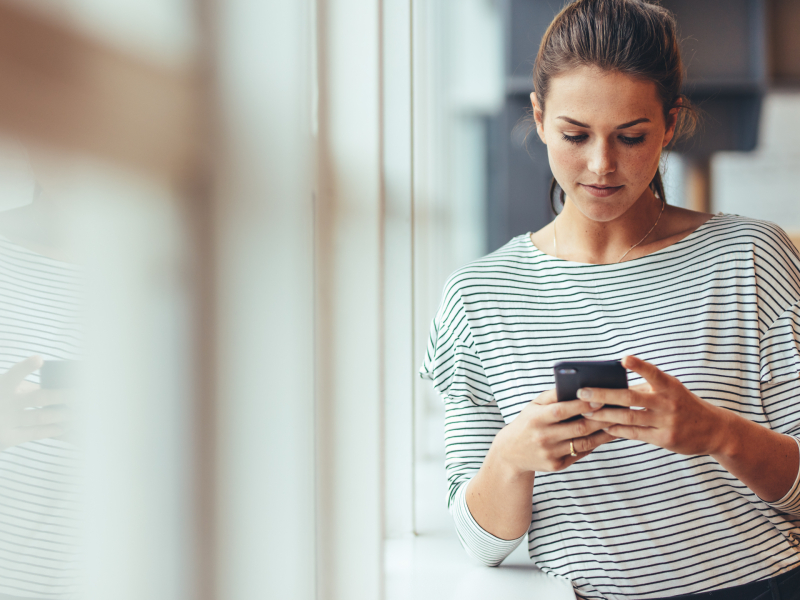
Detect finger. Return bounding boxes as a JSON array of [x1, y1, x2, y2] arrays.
[[621, 355, 672, 391], [0, 356, 43, 396], [16, 406, 70, 428], [560, 430, 618, 461], [1, 423, 69, 449], [603, 423, 656, 444], [571, 414, 615, 437], [577, 387, 653, 409], [548, 413, 611, 441], [572, 430, 618, 454], [582, 416, 618, 430], [16, 381, 38, 394], [590, 406, 655, 427], [16, 389, 66, 409], [533, 388, 558, 405], [545, 399, 597, 423]]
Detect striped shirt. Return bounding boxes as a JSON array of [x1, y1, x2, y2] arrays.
[[0, 236, 83, 599], [421, 214, 800, 599]]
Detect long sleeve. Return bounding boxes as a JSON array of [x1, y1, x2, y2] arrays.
[[767, 436, 800, 514], [420, 285, 525, 565], [760, 301, 800, 514], [445, 394, 526, 566], [756, 227, 800, 514]]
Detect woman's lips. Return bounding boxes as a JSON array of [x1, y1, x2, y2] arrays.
[[581, 184, 623, 198]]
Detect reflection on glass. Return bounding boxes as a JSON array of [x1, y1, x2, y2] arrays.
[[0, 141, 83, 600]]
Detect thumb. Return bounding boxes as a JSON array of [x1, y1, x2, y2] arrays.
[[621, 355, 671, 391], [0, 356, 44, 395], [534, 388, 558, 405]]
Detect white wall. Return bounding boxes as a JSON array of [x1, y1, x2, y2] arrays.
[[713, 91, 800, 231], [26, 0, 194, 65], [315, 0, 384, 598], [215, 2, 316, 600], [383, 0, 416, 539], [382, 0, 504, 545], [71, 167, 192, 600]]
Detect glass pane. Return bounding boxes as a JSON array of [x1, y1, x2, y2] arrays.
[[24, 0, 195, 65], [714, 91, 800, 231], [0, 141, 86, 600], [0, 142, 193, 600]]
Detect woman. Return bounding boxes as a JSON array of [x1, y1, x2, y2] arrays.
[[0, 148, 83, 600], [420, 1, 800, 598]]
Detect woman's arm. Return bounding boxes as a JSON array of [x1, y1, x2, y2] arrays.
[[583, 356, 799, 504], [712, 410, 798, 503], [466, 437, 535, 541], [465, 390, 617, 540]]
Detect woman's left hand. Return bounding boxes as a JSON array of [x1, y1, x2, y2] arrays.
[[578, 355, 730, 456]]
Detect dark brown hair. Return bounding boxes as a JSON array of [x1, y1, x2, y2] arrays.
[[533, 0, 697, 212]]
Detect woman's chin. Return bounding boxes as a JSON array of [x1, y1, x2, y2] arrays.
[[570, 198, 630, 223]]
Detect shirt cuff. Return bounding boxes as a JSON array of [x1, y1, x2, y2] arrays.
[[765, 435, 800, 514], [450, 481, 527, 567]]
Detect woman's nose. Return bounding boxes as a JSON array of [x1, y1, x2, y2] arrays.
[[587, 141, 616, 176]]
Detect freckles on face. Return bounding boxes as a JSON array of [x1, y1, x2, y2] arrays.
[[540, 67, 671, 221]]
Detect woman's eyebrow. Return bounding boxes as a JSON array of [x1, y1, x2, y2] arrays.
[[556, 116, 590, 127], [616, 118, 650, 129], [555, 116, 652, 129]]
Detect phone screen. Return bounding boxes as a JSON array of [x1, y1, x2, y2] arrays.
[[40, 360, 80, 389], [554, 360, 628, 415]]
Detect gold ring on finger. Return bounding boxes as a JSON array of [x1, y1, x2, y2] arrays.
[[569, 440, 577, 457]]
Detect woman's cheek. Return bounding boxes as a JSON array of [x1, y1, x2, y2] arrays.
[[634, 143, 663, 182], [547, 142, 583, 182]]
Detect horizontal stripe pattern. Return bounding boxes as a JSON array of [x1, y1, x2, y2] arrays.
[[770, 437, 800, 514], [421, 215, 800, 600], [450, 483, 526, 567], [0, 236, 83, 599]]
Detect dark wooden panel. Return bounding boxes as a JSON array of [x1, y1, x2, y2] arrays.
[[508, 0, 565, 78], [663, 0, 762, 84], [662, 0, 766, 155], [769, 0, 800, 84], [487, 95, 553, 252], [675, 93, 763, 156], [0, 0, 200, 182]]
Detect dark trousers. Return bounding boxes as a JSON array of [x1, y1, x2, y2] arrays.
[[652, 564, 800, 600]]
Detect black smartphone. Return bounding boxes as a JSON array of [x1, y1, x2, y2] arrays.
[[40, 360, 80, 389], [554, 360, 628, 420]]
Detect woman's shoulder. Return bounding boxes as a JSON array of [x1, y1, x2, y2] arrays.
[[446, 233, 538, 281], [436, 234, 537, 311], [694, 212, 798, 255], [690, 215, 800, 296]]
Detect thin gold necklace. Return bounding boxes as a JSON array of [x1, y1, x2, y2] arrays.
[[552, 199, 666, 264]]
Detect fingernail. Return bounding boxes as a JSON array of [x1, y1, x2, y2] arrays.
[[577, 388, 593, 400], [589, 402, 602, 410], [582, 411, 594, 418]]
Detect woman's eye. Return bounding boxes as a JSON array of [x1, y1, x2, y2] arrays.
[[561, 133, 587, 144], [620, 135, 646, 146]]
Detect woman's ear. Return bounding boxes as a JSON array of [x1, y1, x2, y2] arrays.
[[531, 92, 547, 144], [662, 101, 681, 148]]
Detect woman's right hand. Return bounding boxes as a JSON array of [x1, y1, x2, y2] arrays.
[[494, 388, 617, 474], [0, 356, 70, 451]]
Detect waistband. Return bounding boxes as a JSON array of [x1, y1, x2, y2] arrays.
[[648, 562, 800, 600]]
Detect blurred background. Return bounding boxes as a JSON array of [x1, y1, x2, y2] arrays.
[[0, 1, 796, 600]]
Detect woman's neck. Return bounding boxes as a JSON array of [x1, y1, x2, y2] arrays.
[[551, 191, 665, 264]]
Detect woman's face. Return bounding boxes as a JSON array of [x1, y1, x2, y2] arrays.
[[532, 66, 678, 222]]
